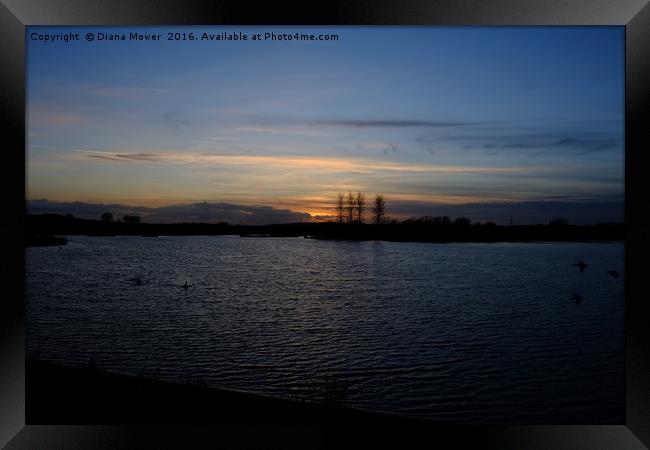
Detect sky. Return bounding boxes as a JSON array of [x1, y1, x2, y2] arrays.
[[26, 26, 624, 225]]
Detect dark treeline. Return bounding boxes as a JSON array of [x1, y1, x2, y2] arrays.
[[26, 213, 625, 245]]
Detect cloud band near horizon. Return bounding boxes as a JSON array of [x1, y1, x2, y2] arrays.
[[27, 198, 624, 226]]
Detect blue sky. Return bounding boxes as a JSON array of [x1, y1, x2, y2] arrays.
[[26, 26, 624, 224]]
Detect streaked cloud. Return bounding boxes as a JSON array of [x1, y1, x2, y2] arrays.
[[60, 149, 533, 175], [307, 119, 483, 128], [86, 152, 164, 162], [28, 102, 90, 128], [27, 199, 310, 225], [416, 122, 623, 157], [388, 199, 624, 225], [27, 197, 623, 226], [88, 85, 172, 98], [231, 126, 338, 137]]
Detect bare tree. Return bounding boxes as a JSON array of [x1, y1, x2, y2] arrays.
[[372, 194, 386, 224], [355, 192, 366, 223], [345, 192, 356, 224], [335, 193, 345, 223]]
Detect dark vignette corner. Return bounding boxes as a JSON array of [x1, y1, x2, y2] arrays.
[[0, 1, 25, 449], [0, 0, 649, 449], [625, 1, 650, 447]]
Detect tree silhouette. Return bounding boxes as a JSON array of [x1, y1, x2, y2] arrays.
[[345, 192, 355, 224], [355, 192, 366, 223], [100, 212, 113, 222], [549, 218, 569, 226], [335, 193, 345, 223], [372, 194, 386, 224], [123, 214, 141, 224]]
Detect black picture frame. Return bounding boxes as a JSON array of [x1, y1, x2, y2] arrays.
[[1, 1, 649, 448]]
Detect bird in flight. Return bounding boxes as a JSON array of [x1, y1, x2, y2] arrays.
[[606, 270, 620, 278], [572, 261, 588, 272], [571, 293, 584, 304]]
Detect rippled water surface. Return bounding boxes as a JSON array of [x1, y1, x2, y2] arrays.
[[26, 236, 624, 422]]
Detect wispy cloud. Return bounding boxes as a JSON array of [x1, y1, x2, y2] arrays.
[[28, 102, 90, 128], [88, 85, 172, 98], [27, 199, 310, 225], [335, 142, 400, 156], [462, 136, 621, 155], [26, 197, 624, 226], [307, 119, 483, 128], [231, 126, 336, 137], [239, 116, 487, 135], [63, 149, 532, 175], [86, 153, 164, 162], [416, 124, 623, 157], [190, 137, 240, 144], [378, 198, 624, 224]]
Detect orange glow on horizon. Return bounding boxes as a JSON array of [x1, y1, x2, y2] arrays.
[[28, 191, 523, 222]]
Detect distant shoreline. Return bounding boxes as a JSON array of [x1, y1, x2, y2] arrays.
[[26, 213, 625, 246]]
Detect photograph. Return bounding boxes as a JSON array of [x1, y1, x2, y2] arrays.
[[25, 25, 626, 425]]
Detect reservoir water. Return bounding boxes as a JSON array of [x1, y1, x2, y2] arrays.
[[26, 236, 624, 423]]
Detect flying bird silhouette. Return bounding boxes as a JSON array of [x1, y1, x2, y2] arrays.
[[606, 270, 620, 278], [571, 293, 584, 304], [572, 261, 588, 272]]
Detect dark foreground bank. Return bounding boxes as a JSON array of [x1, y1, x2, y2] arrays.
[[20, 363, 644, 449], [24, 235, 68, 247], [26, 359, 426, 424]]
